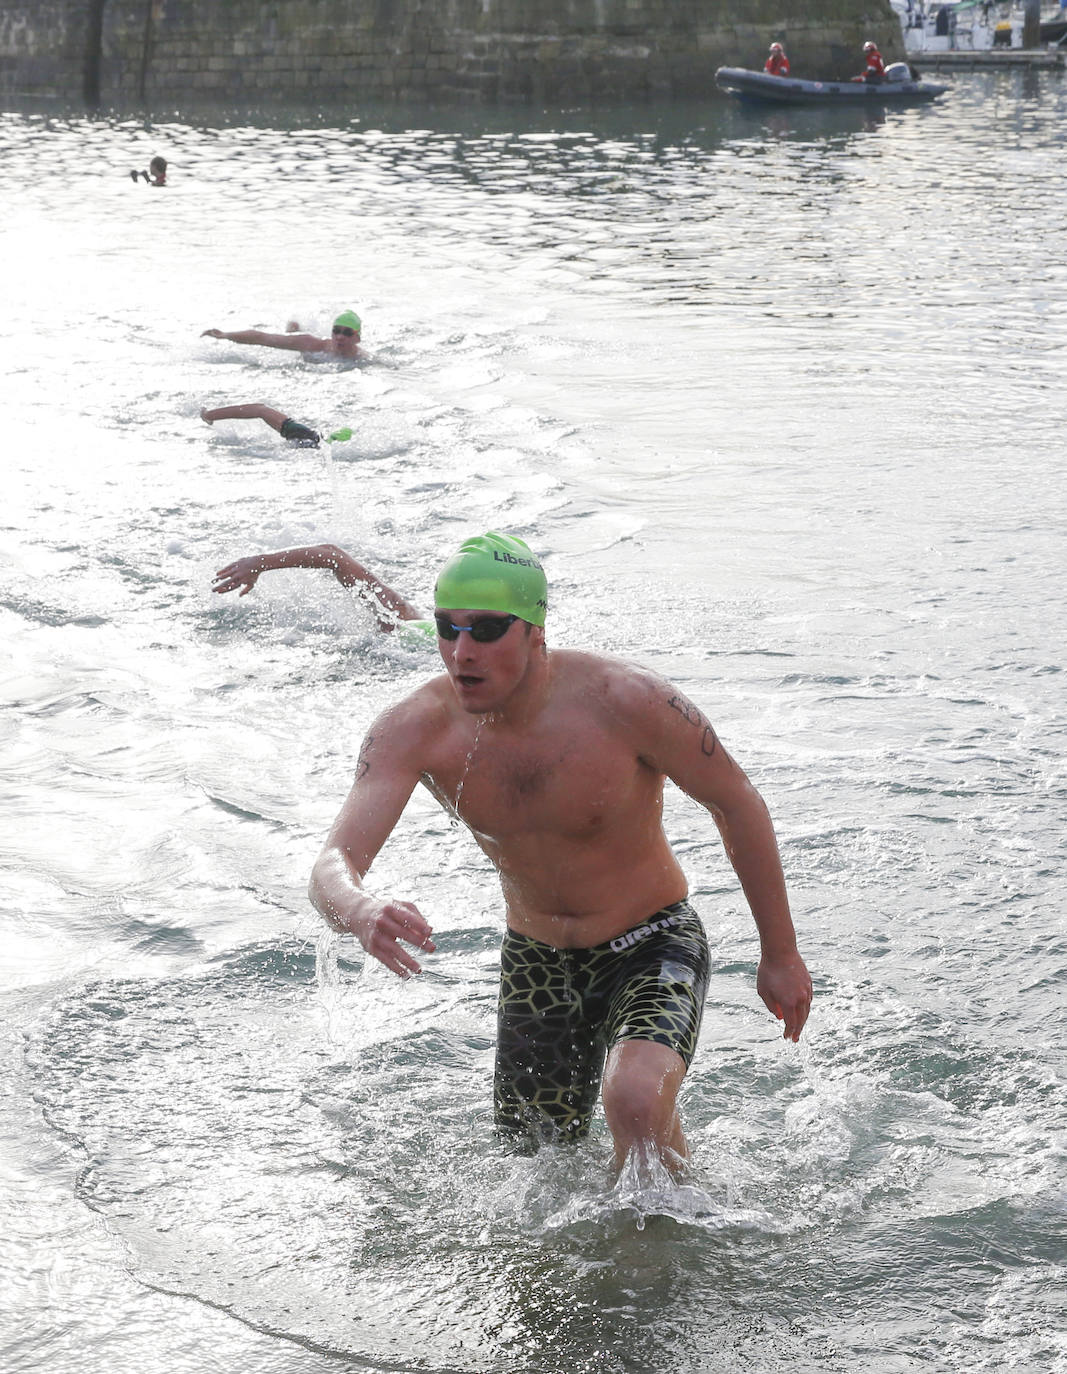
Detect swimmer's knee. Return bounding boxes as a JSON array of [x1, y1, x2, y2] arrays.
[[602, 1041, 687, 1133]]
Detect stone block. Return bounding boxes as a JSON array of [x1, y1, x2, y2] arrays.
[[0, 0, 907, 105]]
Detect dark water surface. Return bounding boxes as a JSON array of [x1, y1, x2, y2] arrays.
[[1, 74, 1064, 1373]]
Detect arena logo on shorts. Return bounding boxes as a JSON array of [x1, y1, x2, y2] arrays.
[[610, 912, 681, 953]]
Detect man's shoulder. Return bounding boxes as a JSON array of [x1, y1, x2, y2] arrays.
[[377, 674, 452, 731], [554, 645, 664, 679], [353, 677, 452, 779], [372, 675, 464, 754], [552, 648, 672, 715]]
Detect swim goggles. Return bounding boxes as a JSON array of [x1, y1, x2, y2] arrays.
[[332, 326, 357, 337], [434, 613, 518, 643]]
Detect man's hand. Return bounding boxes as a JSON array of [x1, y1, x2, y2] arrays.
[[201, 328, 225, 338], [756, 951, 813, 1043], [328, 896, 436, 979], [213, 558, 262, 597]]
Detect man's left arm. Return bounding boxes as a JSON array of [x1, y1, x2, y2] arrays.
[[631, 672, 813, 1041]]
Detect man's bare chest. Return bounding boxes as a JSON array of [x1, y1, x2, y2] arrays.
[[426, 726, 646, 841]]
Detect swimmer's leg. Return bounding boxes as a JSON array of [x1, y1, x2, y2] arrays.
[[596, 903, 709, 1174], [602, 1039, 688, 1176], [493, 933, 602, 1149]]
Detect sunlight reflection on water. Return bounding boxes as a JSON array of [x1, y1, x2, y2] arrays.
[[2, 72, 1065, 1373]]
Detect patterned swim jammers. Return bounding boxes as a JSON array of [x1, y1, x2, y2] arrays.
[[494, 899, 709, 1145], [279, 417, 322, 447]]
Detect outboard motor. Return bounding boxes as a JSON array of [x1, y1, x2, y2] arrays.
[[884, 61, 911, 82]]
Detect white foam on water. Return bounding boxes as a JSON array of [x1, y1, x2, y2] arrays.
[[2, 80, 1066, 1373]]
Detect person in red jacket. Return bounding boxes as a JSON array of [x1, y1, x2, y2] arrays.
[[764, 42, 790, 76], [862, 40, 886, 80]]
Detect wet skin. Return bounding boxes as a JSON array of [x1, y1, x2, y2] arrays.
[[307, 608, 812, 1168], [435, 610, 540, 715]]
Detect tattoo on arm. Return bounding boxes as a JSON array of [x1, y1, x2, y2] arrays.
[[666, 693, 719, 757], [355, 733, 375, 781]]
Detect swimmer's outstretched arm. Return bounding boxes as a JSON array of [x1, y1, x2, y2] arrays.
[[212, 544, 423, 629], [201, 403, 288, 433], [201, 327, 324, 352]]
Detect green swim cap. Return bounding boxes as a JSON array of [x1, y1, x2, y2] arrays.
[[326, 427, 353, 443], [333, 310, 362, 332], [434, 532, 548, 628]]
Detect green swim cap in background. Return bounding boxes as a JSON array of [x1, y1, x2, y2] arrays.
[[434, 532, 548, 627], [333, 310, 362, 332], [326, 427, 353, 443]]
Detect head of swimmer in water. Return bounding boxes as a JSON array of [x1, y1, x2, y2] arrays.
[[331, 310, 362, 354], [433, 532, 548, 713], [149, 156, 167, 184]]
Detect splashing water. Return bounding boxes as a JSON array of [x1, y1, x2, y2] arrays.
[[2, 81, 1066, 1374], [452, 714, 486, 817]]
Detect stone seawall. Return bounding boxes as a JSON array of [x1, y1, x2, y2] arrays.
[[0, 0, 902, 107]]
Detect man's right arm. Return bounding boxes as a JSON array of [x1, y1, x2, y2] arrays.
[[212, 544, 423, 623], [308, 705, 437, 978], [201, 328, 319, 352]]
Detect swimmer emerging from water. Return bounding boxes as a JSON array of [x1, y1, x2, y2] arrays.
[[212, 544, 426, 633], [201, 310, 362, 362], [200, 403, 352, 448], [308, 532, 812, 1175], [131, 156, 167, 185]]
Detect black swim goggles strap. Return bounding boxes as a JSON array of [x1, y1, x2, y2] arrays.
[[434, 613, 519, 643]]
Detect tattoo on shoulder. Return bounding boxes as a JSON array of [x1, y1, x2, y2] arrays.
[[355, 732, 375, 781], [666, 692, 718, 758]]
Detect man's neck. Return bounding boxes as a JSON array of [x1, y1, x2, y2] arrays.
[[481, 645, 553, 732]]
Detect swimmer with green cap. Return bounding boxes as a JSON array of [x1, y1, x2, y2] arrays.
[[200, 403, 354, 449], [309, 527, 812, 1176], [430, 533, 549, 709], [434, 532, 548, 628], [212, 531, 545, 646], [201, 308, 362, 362]]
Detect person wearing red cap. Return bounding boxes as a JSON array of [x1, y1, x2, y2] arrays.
[[764, 42, 790, 76]]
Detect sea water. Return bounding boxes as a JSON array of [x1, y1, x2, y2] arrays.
[[0, 72, 1064, 1374]]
